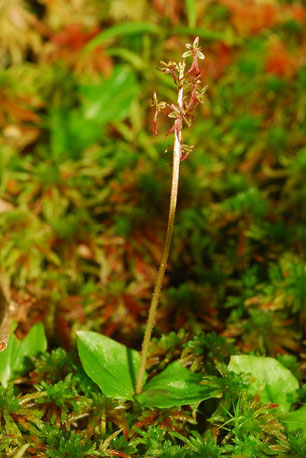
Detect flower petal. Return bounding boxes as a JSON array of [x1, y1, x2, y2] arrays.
[[193, 36, 199, 47]]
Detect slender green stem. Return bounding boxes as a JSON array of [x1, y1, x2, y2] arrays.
[[135, 85, 183, 395]]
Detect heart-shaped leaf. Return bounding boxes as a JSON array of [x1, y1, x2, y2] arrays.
[[136, 361, 222, 408], [77, 331, 143, 400], [228, 355, 299, 413]]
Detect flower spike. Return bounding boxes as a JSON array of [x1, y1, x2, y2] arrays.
[[137, 37, 207, 396]]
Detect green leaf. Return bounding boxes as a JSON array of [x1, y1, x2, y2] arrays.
[[106, 48, 145, 70], [283, 405, 306, 433], [50, 109, 102, 158], [83, 22, 161, 53], [0, 334, 19, 387], [228, 355, 299, 413], [0, 323, 47, 387], [80, 66, 139, 125], [185, 0, 196, 28], [173, 26, 228, 41], [136, 361, 222, 408], [77, 331, 142, 400], [14, 322, 47, 376]]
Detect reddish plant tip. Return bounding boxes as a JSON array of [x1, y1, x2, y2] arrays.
[[152, 37, 206, 144], [267, 403, 279, 409], [183, 36, 205, 76]]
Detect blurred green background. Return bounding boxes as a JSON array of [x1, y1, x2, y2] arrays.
[[0, 0, 305, 354]]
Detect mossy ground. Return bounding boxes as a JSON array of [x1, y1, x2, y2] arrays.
[[0, 0, 305, 456]]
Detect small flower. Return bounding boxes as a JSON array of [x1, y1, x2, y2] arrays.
[[168, 104, 181, 119], [183, 36, 205, 75], [158, 60, 179, 83], [165, 118, 182, 138], [182, 112, 193, 127], [151, 38, 206, 142], [151, 91, 167, 135], [180, 144, 194, 161], [185, 75, 202, 110], [196, 84, 208, 104], [178, 60, 186, 80]]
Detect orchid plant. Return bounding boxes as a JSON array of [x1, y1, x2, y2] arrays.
[[135, 37, 207, 394]]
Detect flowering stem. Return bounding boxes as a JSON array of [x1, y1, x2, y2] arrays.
[[135, 36, 205, 394], [135, 85, 183, 395]]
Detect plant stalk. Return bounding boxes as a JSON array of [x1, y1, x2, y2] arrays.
[[135, 85, 183, 395], [0, 283, 13, 351]]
